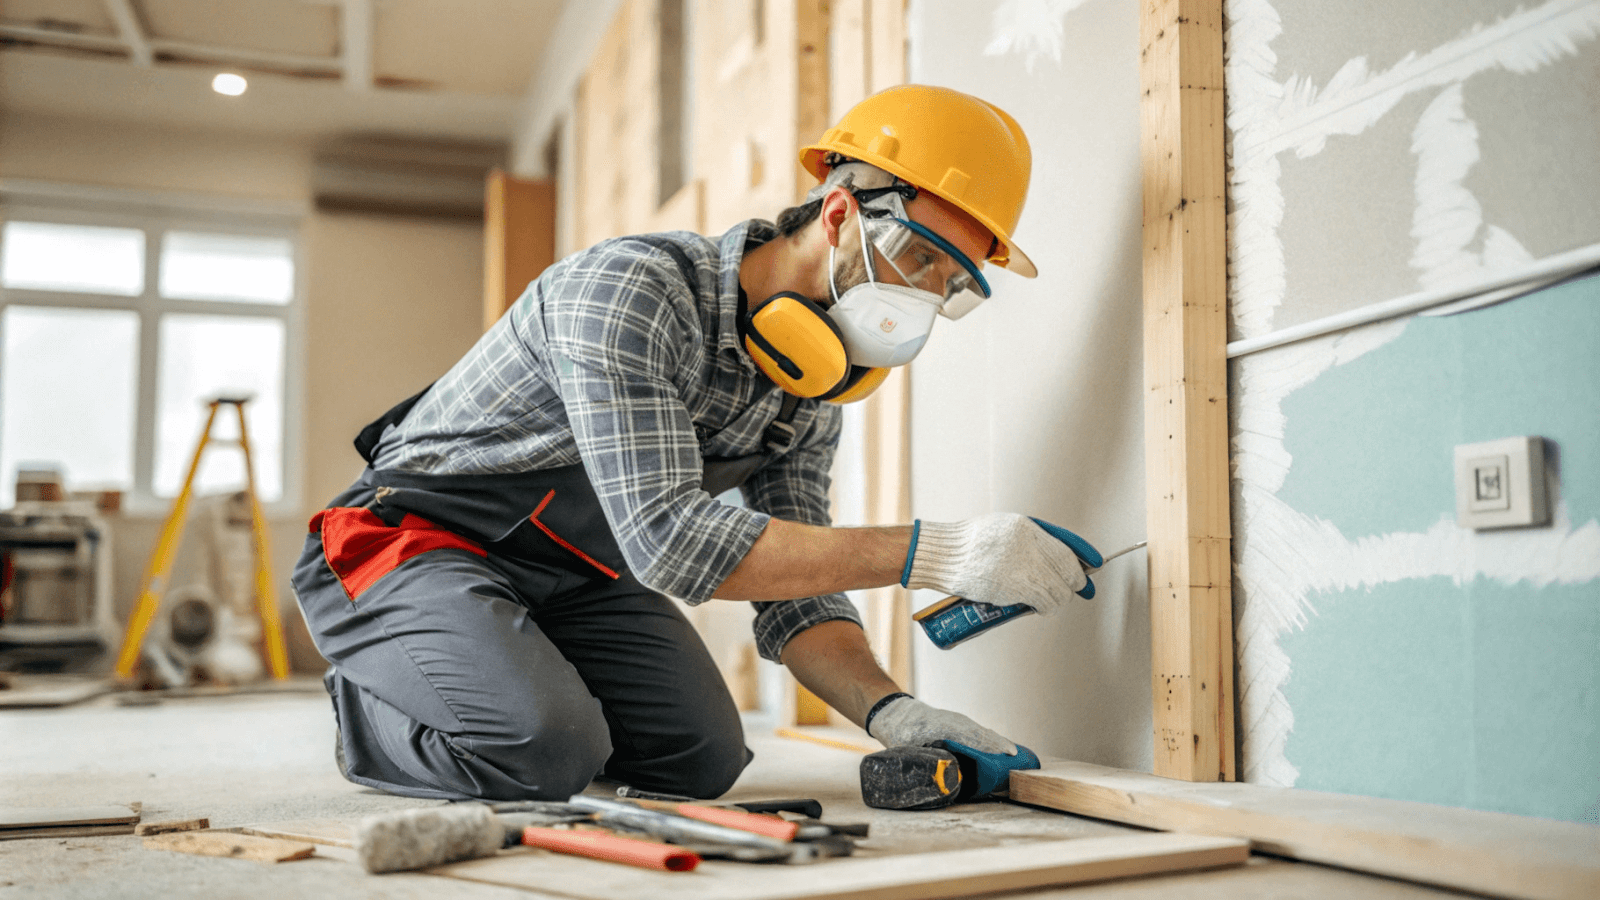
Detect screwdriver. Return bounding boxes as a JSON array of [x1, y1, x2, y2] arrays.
[[913, 539, 1148, 650]]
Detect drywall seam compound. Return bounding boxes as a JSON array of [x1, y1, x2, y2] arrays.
[[1224, 0, 1600, 786], [984, 0, 1098, 72], [1227, 0, 1600, 342], [1409, 84, 1533, 291]]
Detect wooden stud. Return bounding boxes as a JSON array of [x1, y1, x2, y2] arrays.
[[1140, 0, 1233, 782], [795, 0, 832, 204], [1013, 759, 1600, 900], [483, 170, 556, 332]]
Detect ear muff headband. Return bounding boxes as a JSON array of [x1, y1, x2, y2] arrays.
[[742, 292, 851, 398]]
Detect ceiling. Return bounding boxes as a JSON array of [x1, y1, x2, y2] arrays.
[[0, 0, 567, 146]]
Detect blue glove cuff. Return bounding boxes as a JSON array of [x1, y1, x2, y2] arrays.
[[1027, 517, 1102, 599], [900, 520, 921, 588]]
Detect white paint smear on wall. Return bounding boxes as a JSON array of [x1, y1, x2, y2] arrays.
[[1228, 0, 1600, 340], [1225, 0, 1600, 785], [984, 0, 1099, 72], [1409, 84, 1533, 290]]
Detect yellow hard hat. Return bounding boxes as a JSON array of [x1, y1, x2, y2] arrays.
[[799, 85, 1036, 278]]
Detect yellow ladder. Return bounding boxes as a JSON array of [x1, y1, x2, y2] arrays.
[[113, 397, 290, 681]]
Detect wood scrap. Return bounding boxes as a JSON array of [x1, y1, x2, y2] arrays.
[[1011, 759, 1600, 900], [234, 818, 354, 848], [135, 817, 210, 836], [0, 803, 140, 840], [431, 831, 1248, 900], [143, 830, 315, 863]]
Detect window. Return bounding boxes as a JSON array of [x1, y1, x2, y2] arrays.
[[0, 184, 303, 512]]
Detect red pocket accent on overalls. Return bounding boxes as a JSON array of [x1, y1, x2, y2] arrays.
[[310, 508, 487, 601], [527, 489, 620, 580]]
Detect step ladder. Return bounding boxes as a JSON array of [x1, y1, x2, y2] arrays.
[[113, 397, 289, 680]]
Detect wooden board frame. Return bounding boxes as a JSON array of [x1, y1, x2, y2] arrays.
[[431, 831, 1249, 900], [483, 170, 555, 332], [1012, 759, 1600, 900], [1140, 0, 1234, 781]]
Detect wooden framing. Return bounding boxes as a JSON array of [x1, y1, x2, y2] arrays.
[[482, 170, 555, 331], [1140, 0, 1233, 781], [1012, 759, 1600, 900], [826, 0, 914, 695]]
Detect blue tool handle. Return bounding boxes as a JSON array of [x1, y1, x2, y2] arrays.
[[937, 740, 1042, 798], [1029, 517, 1101, 599]]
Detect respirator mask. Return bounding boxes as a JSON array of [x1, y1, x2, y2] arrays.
[[827, 184, 992, 367], [740, 162, 994, 402]]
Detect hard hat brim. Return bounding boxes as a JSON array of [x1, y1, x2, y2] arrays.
[[997, 243, 1037, 279]]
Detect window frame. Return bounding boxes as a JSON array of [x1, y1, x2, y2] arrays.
[[0, 180, 308, 519]]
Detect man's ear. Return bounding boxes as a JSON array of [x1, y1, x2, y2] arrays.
[[819, 186, 856, 249]]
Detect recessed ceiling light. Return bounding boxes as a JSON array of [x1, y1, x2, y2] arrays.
[[212, 73, 247, 96]]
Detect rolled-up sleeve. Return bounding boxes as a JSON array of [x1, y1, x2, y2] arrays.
[[743, 404, 865, 662], [544, 245, 770, 603]]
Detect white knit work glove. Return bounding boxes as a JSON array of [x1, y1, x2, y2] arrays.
[[903, 514, 1090, 615], [866, 695, 1017, 755]]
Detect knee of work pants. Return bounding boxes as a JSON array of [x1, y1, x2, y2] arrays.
[[295, 524, 617, 801]]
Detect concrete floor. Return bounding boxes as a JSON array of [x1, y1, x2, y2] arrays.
[[0, 679, 1472, 899]]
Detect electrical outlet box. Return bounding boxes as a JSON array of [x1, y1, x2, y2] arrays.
[[1454, 436, 1550, 530]]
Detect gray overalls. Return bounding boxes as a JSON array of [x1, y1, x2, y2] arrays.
[[291, 381, 801, 802]]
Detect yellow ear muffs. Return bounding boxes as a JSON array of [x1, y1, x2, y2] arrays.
[[742, 292, 851, 398], [824, 365, 890, 404]]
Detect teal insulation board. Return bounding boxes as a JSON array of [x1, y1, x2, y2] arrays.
[[1272, 272, 1600, 823]]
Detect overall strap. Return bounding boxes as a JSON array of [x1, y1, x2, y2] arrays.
[[354, 382, 435, 465]]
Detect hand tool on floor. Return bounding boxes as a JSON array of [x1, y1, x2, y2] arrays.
[[612, 788, 868, 841], [861, 739, 1043, 811], [615, 786, 826, 821], [913, 531, 1148, 649], [357, 802, 702, 873], [567, 795, 842, 863]]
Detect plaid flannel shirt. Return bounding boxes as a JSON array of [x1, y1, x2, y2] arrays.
[[370, 220, 862, 661]]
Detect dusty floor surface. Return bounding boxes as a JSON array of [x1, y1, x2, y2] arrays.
[[0, 679, 1469, 899]]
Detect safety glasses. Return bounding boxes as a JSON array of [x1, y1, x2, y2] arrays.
[[860, 215, 992, 320]]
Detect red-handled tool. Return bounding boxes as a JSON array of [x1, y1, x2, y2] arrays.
[[520, 826, 700, 871], [627, 799, 800, 842]]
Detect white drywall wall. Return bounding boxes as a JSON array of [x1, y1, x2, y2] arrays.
[[906, 0, 1151, 769]]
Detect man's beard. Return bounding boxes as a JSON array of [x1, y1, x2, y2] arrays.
[[813, 240, 870, 310]]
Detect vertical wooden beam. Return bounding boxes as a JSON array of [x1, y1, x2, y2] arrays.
[[857, 0, 913, 691], [1140, 0, 1233, 781], [796, 0, 832, 203], [482, 171, 555, 332]]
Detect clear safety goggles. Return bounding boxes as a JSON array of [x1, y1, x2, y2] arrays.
[[860, 214, 992, 320]]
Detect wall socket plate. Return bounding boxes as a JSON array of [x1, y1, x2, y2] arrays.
[[1454, 436, 1550, 530]]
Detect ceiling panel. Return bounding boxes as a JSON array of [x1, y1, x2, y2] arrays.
[[141, 0, 340, 58], [1, 0, 117, 36], [374, 0, 561, 95]]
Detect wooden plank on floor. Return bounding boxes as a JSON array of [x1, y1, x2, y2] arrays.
[[0, 803, 140, 839], [1011, 759, 1600, 900], [429, 832, 1247, 900], [0, 676, 116, 709], [143, 830, 316, 863], [0, 804, 140, 829]]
